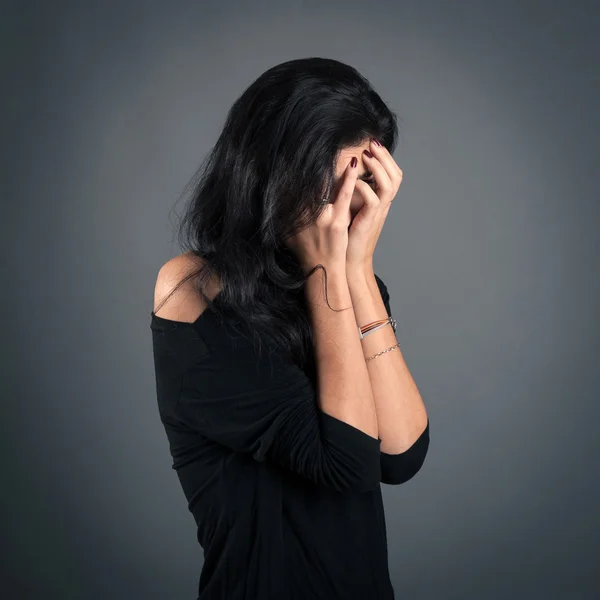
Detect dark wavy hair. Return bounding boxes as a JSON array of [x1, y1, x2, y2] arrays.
[[157, 57, 399, 378]]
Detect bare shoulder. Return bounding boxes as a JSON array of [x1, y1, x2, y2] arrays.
[[153, 252, 212, 323]]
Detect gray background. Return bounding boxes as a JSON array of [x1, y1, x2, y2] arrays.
[[3, 0, 599, 598]]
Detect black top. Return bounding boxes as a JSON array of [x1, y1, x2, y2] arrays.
[[150, 274, 430, 600]]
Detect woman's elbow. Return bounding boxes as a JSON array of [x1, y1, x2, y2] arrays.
[[379, 426, 430, 485]]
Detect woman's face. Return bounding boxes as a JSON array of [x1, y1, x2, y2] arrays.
[[331, 139, 378, 220]]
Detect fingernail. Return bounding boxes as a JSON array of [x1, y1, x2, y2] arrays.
[[373, 138, 382, 147], [363, 149, 373, 158], [351, 156, 357, 168]]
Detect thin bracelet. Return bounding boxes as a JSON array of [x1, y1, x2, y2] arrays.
[[359, 316, 397, 339], [359, 317, 400, 361], [366, 342, 401, 362]]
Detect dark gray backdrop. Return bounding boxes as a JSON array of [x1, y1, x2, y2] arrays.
[[3, 0, 599, 598]]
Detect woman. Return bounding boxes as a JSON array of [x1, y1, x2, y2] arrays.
[[151, 57, 429, 600]]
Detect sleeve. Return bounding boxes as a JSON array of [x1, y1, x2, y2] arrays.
[[176, 339, 383, 493], [373, 272, 392, 319], [380, 419, 430, 485], [374, 273, 431, 485]]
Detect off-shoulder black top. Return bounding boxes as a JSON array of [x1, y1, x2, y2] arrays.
[[150, 273, 430, 600]]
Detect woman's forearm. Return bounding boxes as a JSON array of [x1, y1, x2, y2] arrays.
[[348, 268, 428, 454], [305, 266, 379, 440]]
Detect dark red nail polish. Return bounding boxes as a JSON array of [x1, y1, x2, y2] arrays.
[[363, 149, 373, 158], [351, 156, 357, 168], [373, 138, 382, 147]]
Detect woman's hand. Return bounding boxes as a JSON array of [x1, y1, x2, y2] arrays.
[[346, 139, 403, 272], [283, 157, 358, 276]]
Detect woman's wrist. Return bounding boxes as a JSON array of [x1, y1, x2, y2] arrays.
[[304, 265, 350, 311]]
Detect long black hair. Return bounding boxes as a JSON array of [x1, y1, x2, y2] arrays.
[[157, 57, 399, 377]]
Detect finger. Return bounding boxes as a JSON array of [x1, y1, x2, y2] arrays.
[[362, 150, 394, 198], [332, 157, 358, 222], [354, 180, 382, 213], [369, 139, 403, 187]]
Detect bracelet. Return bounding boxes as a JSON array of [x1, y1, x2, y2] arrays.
[[358, 316, 397, 339], [366, 342, 401, 362], [357, 317, 400, 362]]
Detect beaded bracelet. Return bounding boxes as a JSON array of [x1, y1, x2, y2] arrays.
[[365, 342, 401, 362]]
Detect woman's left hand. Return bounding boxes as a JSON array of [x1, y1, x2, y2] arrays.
[[346, 138, 403, 272]]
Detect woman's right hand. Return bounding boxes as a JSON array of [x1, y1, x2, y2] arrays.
[[284, 156, 359, 275]]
